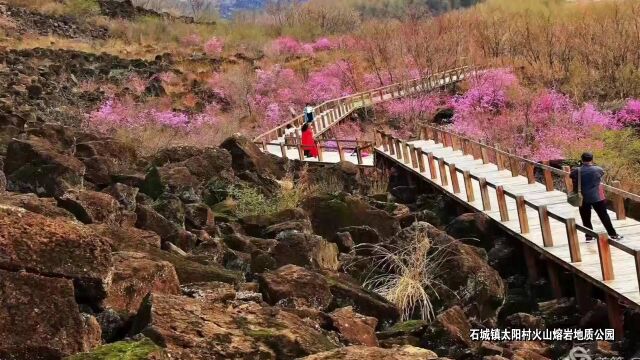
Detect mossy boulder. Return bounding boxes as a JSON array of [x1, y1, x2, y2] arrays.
[[301, 194, 400, 240], [65, 337, 166, 359]]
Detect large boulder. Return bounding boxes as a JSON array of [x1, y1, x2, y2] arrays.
[[130, 294, 338, 358], [337, 226, 383, 245], [102, 183, 139, 211], [145, 247, 242, 285], [221, 134, 283, 177], [323, 272, 400, 328], [273, 231, 339, 271], [445, 213, 498, 250], [421, 306, 474, 358], [89, 224, 161, 252], [184, 202, 215, 231], [57, 189, 127, 225], [0, 270, 101, 358], [135, 205, 181, 242], [104, 252, 181, 316], [393, 222, 505, 320], [300, 345, 438, 360], [0, 192, 75, 219], [329, 307, 378, 346], [0, 205, 113, 303], [239, 208, 309, 237], [258, 264, 333, 311], [302, 195, 401, 240], [4, 137, 85, 196]]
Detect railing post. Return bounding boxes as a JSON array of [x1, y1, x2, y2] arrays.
[[496, 185, 509, 221], [479, 177, 491, 211], [280, 143, 287, 158], [337, 142, 345, 162], [565, 218, 581, 263], [262, 139, 267, 151], [516, 196, 529, 233], [464, 171, 475, 202], [526, 162, 536, 184], [409, 144, 418, 168], [542, 161, 554, 191], [496, 145, 505, 170], [597, 233, 614, 281], [438, 158, 448, 186], [420, 126, 428, 140], [356, 147, 363, 165], [416, 148, 426, 173], [611, 181, 626, 220], [449, 164, 460, 194], [402, 142, 410, 164], [562, 165, 573, 192], [381, 133, 389, 152], [317, 146, 324, 162], [480, 144, 489, 164], [427, 153, 437, 180], [297, 143, 305, 160], [510, 156, 519, 177], [388, 135, 395, 155], [321, 114, 327, 130], [538, 205, 553, 247], [394, 139, 402, 159]]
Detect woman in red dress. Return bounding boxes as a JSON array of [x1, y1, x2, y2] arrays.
[[300, 123, 318, 158]]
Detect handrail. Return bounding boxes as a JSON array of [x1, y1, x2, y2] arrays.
[[376, 129, 640, 293], [253, 66, 477, 143], [254, 139, 374, 166]]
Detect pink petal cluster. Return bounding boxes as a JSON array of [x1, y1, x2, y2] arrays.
[[203, 37, 224, 56]]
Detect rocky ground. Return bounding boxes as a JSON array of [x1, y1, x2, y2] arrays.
[[0, 115, 635, 359]]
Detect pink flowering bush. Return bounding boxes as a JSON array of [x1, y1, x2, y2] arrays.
[[380, 93, 446, 138], [617, 99, 640, 126], [251, 66, 306, 131], [307, 61, 355, 103], [267, 36, 337, 58], [312, 38, 334, 51], [203, 37, 224, 56], [86, 98, 219, 134], [451, 70, 619, 160]]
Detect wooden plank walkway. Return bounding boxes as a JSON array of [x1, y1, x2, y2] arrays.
[[254, 67, 476, 165], [376, 128, 640, 317]]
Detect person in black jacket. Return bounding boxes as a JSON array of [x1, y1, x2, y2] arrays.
[[570, 152, 623, 242]]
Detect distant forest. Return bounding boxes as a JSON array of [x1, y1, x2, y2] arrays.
[[132, 0, 484, 20]]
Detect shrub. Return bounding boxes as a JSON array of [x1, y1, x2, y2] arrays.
[[63, 0, 100, 17], [351, 232, 449, 321]]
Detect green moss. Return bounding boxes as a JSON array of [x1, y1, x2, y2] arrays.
[[65, 338, 164, 360], [141, 166, 164, 200], [389, 320, 428, 333], [245, 328, 278, 339]]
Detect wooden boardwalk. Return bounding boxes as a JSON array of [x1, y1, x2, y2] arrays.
[[376, 127, 640, 333], [255, 67, 475, 165]]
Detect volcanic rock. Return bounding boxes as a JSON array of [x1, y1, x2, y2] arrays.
[[329, 307, 379, 346], [258, 264, 333, 310], [0, 270, 101, 358]]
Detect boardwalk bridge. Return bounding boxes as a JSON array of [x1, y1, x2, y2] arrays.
[[253, 66, 640, 337]]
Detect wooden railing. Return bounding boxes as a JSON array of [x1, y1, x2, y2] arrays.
[[256, 139, 374, 165], [253, 66, 477, 143], [375, 126, 640, 291]]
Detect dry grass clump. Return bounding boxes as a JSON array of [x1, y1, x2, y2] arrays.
[[350, 232, 450, 322]]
